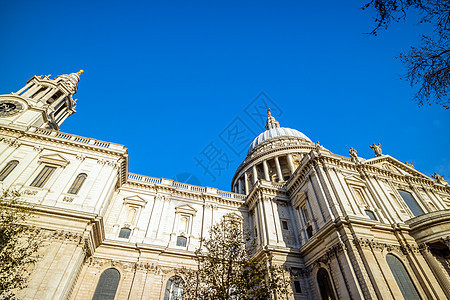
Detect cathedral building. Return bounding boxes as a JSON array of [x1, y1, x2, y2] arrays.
[[0, 71, 449, 299]]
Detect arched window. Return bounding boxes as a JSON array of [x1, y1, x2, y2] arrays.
[[398, 190, 424, 217], [92, 268, 120, 300], [164, 276, 184, 300], [68, 173, 87, 194], [118, 228, 131, 239], [386, 254, 421, 299], [317, 268, 336, 300], [0, 160, 18, 181]]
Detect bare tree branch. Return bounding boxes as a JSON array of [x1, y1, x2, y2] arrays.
[[363, 0, 450, 108]]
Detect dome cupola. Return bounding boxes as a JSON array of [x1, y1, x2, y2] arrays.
[[231, 109, 315, 195], [247, 109, 311, 155]]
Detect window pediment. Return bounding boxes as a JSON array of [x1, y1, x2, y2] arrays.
[[123, 195, 147, 207], [38, 153, 69, 167], [293, 191, 307, 208], [344, 175, 366, 187], [175, 204, 197, 215]]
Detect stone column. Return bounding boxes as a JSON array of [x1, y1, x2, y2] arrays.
[[22, 84, 42, 98], [261, 196, 278, 245], [257, 198, 268, 245], [53, 93, 67, 106], [420, 246, 450, 299], [294, 207, 306, 245], [238, 178, 243, 194], [41, 88, 58, 103], [287, 206, 300, 246], [263, 160, 270, 181], [16, 81, 33, 94], [274, 156, 283, 181], [244, 172, 249, 194], [252, 165, 258, 184], [286, 154, 295, 174]]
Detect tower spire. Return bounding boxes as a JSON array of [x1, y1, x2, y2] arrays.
[[9, 70, 84, 130], [265, 108, 280, 130], [55, 70, 84, 95]]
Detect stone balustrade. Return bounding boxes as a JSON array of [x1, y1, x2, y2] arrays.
[[127, 173, 245, 200], [29, 127, 125, 151]]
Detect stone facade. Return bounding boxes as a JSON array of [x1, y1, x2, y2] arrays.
[[0, 72, 449, 299]]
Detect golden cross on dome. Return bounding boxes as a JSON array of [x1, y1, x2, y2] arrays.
[[77, 70, 84, 76], [267, 108, 271, 117]]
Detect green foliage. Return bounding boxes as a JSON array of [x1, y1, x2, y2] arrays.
[[178, 215, 292, 300], [363, 0, 450, 108], [0, 189, 40, 300]]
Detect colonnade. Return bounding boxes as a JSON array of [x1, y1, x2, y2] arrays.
[[234, 153, 300, 194]]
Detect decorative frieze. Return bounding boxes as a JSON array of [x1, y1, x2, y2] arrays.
[[63, 196, 74, 202], [312, 242, 347, 267], [50, 230, 84, 243], [287, 266, 310, 277], [352, 237, 419, 254], [23, 189, 38, 195], [87, 257, 174, 275], [97, 159, 116, 166], [76, 154, 86, 161], [2, 137, 21, 148], [33, 145, 43, 152]]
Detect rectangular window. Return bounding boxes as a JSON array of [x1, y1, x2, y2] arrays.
[[0, 161, 18, 181], [30, 166, 56, 188], [365, 210, 377, 220], [281, 220, 289, 230], [118, 228, 131, 239], [398, 190, 424, 217], [306, 225, 313, 239], [176, 236, 187, 247], [301, 206, 310, 222], [294, 280, 302, 293]]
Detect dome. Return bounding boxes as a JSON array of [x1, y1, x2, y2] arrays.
[[248, 127, 311, 153]]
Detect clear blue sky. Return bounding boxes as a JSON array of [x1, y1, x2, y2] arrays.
[[1, 0, 448, 191]]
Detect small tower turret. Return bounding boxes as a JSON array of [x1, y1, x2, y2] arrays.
[[0, 70, 83, 130]]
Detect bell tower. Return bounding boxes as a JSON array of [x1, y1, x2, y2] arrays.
[[0, 70, 83, 130]]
